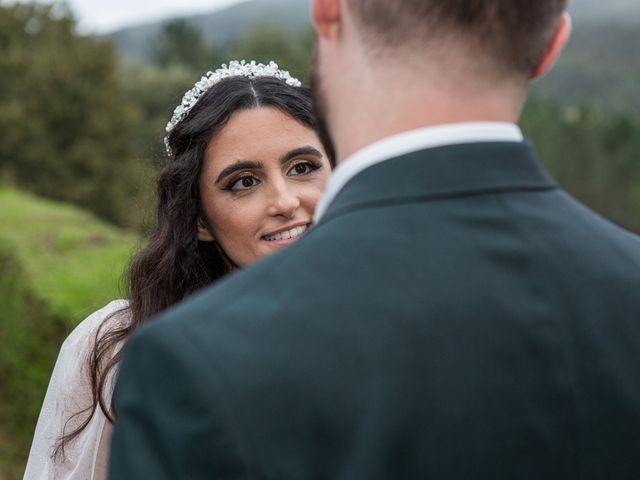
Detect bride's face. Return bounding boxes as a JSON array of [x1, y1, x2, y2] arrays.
[[197, 106, 331, 267]]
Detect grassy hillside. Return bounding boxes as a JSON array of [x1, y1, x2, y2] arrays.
[[0, 188, 137, 478]]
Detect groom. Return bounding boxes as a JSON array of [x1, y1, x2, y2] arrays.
[[110, 1, 640, 478]]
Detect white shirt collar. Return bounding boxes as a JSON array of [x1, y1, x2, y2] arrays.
[[314, 122, 523, 222]]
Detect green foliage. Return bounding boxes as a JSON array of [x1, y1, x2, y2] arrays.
[[532, 23, 640, 116], [0, 3, 152, 229], [0, 187, 137, 477], [151, 19, 224, 71], [227, 22, 314, 82], [121, 64, 197, 165], [522, 97, 640, 233]]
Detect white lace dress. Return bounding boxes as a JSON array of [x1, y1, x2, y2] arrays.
[[23, 300, 130, 480]]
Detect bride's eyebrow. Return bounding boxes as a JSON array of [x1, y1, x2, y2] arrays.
[[279, 146, 323, 164], [215, 160, 263, 184]]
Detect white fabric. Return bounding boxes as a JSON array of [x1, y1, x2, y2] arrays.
[[23, 300, 130, 480], [314, 122, 524, 222]]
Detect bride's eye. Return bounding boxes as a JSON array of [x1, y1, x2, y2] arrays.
[[288, 161, 320, 177], [228, 175, 260, 191]]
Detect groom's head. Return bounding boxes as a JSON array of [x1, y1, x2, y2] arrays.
[[311, 0, 571, 160], [343, 0, 569, 79]]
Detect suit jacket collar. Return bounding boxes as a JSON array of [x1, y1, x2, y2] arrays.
[[317, 141, 557, 225], [314, 123, 523, 222]]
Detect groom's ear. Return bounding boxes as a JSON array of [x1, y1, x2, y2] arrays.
[[312, 0, 341, 39], [530, 12, 572, 80]]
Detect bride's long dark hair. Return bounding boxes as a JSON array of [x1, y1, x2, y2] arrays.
[[54, 75, 334, 458]]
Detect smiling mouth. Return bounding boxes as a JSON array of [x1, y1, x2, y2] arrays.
[[262, 224, 310, 242]]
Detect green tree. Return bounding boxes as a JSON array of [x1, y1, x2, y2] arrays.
[[150, 19, 222, 71], [228, 21, 313, 81], [121, 64, 198, 164], [0, 3, 150, 228], [522, 97, 640, 233]]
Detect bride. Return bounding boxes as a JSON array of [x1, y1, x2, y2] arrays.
[[23, 60, 333, 480]]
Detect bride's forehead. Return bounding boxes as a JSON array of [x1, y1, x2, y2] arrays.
[[206, 108, 317, 159], [222, 107, 303, 132]]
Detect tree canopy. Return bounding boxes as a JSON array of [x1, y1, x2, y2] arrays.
[[0, 3, 150, 228]]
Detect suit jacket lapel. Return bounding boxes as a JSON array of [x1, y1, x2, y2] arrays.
[[318, 142, 558, 225]]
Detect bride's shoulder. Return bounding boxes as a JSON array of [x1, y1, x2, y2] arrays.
[[60, 299, 130, 357], [23, 301, 130, 479]]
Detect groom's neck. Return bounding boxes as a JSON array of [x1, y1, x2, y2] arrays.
[[328, 56, 527, 165]]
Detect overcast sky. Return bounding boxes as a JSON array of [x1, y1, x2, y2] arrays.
[[1, 0, 249, 33]]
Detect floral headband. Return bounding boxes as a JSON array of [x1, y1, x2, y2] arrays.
[[164, 60, 302, 156]]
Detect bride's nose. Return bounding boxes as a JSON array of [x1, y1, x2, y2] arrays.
[[267, 179, 300, 218]]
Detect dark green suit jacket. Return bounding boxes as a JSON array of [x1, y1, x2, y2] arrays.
[[109, 142, 640, 479]]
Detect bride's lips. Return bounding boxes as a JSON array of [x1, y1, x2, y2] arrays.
[[261, 222, 311, 245]]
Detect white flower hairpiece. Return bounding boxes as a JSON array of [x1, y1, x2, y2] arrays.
[[164, 60, 302, 156]]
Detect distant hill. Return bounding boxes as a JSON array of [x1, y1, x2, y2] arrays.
[[104, 0, 640, 64], [105, 0, 311, 64], [569, 0, 640, 24], [530, 20, 640, 114]]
